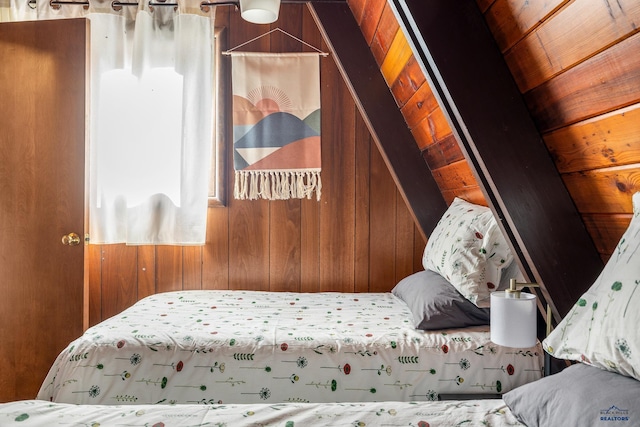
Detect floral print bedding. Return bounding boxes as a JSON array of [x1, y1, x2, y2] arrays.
[[0, 399, 525, 426], [37, 290, 542, 404]]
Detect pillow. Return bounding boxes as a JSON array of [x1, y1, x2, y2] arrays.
[[543, 191, 640, 380], [422, 197, 513, 307], [392, 269, 490, 330], [504, 363, 640, 427], [497, 258, 524, 291]]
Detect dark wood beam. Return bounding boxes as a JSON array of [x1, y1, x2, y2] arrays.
[[309, 2, 447, 240], [389, 0, 604, 317]]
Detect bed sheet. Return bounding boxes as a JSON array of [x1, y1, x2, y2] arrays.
[[37, 290, 543, 404], [0, 399, 526, 426]]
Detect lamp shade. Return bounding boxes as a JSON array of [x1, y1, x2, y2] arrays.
[[240, 0, 280, 24], [490, 291, 537, 348]]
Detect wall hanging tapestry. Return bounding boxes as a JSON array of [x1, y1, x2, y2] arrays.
[[230, 49, 322, 201]]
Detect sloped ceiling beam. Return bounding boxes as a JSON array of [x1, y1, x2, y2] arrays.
[[309, 2, 447, 240], [386, 0, 604, 318]]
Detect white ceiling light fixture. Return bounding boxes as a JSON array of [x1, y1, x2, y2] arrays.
[[240, 0, 280, 24], [200, 0, 281, 24]]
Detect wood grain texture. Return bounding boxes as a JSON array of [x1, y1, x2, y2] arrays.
[[0, 18, 87, 402], [506, 0, 640, 93], [430, 160, 481, 194], [525, 31, 640, 132], [370, 3, 400, 65], [359, 0, 386, 46], [411, 106, 453, 149], [482, 0, 565, 53], [400, 80, 440, 130], [319, 49, 357, 292], [380, 29, 413, 87], [562, 165, 640, 214], [390, 55, 427, 108], [582, 213, 633, 258], [100, 245, 138, 320], [544, 103, 640, 174], [354, 112, 372, 294], [422, 134, 465, 171]]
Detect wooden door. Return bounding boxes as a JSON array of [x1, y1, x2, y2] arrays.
[[0, 18, 87, 402]]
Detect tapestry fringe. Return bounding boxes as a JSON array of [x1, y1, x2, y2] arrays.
[[234, 170, 322, 201]]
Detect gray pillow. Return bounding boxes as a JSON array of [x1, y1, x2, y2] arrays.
[[391, 270, 490, 330], [503, 363, 640, 427]]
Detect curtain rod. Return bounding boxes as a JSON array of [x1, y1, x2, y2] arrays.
[[28, 0, 238, 11], [29, 0, 345, 11]]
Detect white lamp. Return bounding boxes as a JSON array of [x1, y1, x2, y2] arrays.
[[240, 0, 280, 24], [490, 279, 538, 348]]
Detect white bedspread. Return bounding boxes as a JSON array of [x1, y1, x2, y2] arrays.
[[37, 290, 542, 404], [0, 399, 526, 426]]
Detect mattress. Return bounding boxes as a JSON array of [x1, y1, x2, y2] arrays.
[[37, 290, 543, 404], [0, 399, 525, 426]]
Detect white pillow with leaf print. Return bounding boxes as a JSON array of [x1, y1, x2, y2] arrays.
[[422, 197, 513, 308], [543, 191, 640, 381]]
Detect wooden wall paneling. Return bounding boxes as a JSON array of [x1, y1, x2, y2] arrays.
[[203, 207, 230, 289], [370, 3, 400, 65], [347, 0, 366, 25], [422, 134, 465, 170], [582, 213, 633, 259], [359, 0, 386, 46], [544, 103, 640, 174], [155, 246, 183, 293], [525, 31, 640, 132], [137, 245, 156, 297], [268, 5, 304, 293], [227, 10, 272, 291], [482, 0, 566, 53], [506, 0, 640, 93], [431, 160, 481, 195], [400, 81, 440, 130], [100, 244, 138, 319], [88, 244, 102, 327], [390, 55, 426, 109], [183, 246, 203, 290], [299, 6, 324, 293], [354, 112, 372, 293], [562, 165, 640, 214], [300, 196, 321, 292], [390, 0, 604, 317], [228, 199, 271, 291], [369, 133, 398, 292], [441, 186, 486, 207], [270, 199, 303, 292], [421, 107, 451, 146], [318, 49, 357, 293], [413, 226, 426, 271], [380, 30, 413, 86], [394, 184, 416, 284], [311, 2, 448, 241]]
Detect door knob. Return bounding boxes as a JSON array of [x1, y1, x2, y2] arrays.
[[61, 232, 81, 246]]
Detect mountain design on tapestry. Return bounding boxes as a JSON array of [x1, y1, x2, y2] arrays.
[[233, 110, 321, 171]]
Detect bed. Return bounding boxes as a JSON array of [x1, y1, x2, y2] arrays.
[[36, 288, 543, 405], [10, 361, 640, 426], [37, 197, 543, 405], [0, 398, 524, 426]]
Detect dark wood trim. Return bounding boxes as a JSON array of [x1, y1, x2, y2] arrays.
[[388, 0, 604, 317], [309, 2, 447, 240]]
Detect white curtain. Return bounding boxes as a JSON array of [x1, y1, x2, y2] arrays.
[[5, 0, 215, 245]]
